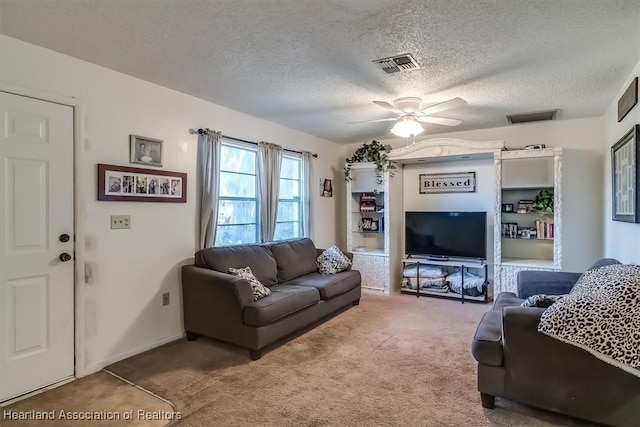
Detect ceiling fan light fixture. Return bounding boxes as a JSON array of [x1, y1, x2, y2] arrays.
[[390, 117, 424, 138]]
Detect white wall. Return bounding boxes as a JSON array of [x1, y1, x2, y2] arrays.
[[0, 35, 345, 374], [604, 57, 640, 263], [345, 117, 606, 271]]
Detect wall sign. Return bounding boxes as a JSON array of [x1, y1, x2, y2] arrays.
[[618, 77, 638, 123], [419, 172, 476, 194]]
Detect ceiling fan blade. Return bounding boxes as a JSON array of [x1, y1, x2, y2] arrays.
[[417, 97, 467, 116], [416, 116, 462, 126], [372, 101, 404, 115], [348, 117, 399, 124]]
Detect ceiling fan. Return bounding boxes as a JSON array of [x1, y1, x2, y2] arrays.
[[351, 97, 467, 138]]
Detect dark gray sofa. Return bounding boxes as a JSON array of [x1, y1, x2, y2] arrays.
[[472, 263, 640, 426], [181, 238, 361, 360]]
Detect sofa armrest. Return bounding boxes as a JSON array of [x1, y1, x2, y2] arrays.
[[517, 270, 581, 298], [181, 265, 254, 335]]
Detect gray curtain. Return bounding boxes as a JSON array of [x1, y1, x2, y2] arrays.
[[198, 130, 222, 248], [301, 151, 313, 237], [257, 141, 283, 242]]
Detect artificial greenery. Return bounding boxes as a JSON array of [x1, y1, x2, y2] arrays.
[[533, 189, 554, 213], [344, 140, 397, 183]]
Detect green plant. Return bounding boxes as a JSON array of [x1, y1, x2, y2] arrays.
[[533, 189, 554, 213], [344, 140, 397, 183]]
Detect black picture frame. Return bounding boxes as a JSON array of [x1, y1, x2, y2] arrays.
[[611, 125, 640, 222], [98, 164, 187, 203], [501, 203, 514, 212]]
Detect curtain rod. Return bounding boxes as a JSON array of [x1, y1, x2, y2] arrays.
[[195, 128, 318, 158]]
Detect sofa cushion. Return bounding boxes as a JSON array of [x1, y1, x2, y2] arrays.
[[228, 266, 271, 301], [520, 294, 564, 308], [492, 292, 523, 311], [316, 246, 352, 275], [471, 310, 503, 367], [268, 238, 319, 282], [243, 284, 320, 327], [195, 244, 278, 286], [282, 270, 361, 300]]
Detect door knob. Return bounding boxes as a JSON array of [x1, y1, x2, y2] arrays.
[[59, 233, 70, 242], [59, 252, 72, 262]]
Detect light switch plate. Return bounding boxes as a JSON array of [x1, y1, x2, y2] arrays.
[[162, 292, 170, 306], [110, 215, 131, 229]]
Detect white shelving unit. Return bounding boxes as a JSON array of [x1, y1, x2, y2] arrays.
[[494, 148, 563, 293], [346, 162, 402, 294]]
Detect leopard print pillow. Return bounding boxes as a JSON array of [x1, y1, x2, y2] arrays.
[[228, 266, 271, 301], [538, 264, 640, 378], [316, 246, 351, 275]]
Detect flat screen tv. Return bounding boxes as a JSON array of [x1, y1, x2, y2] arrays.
[[405, 211, 487, 260]]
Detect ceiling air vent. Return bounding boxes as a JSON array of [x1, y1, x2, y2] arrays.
[[507, 110, 558, 124], [373, 54, 420, 74]]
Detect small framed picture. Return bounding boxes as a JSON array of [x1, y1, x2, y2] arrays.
[[320, 178, 333, 197], [361, 218, 372, 230], [501, 203, 514, 212], [130, 134, 163, 167], [370, 219, 379, 231]]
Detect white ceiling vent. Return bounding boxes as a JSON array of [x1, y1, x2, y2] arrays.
[[373, 54, 420, 74], [507, 110, 558, 124]]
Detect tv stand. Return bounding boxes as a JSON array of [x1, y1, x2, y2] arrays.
[[401, 256, 489, 304]]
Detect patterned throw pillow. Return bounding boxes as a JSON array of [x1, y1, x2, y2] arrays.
[[316, 246, 352, 275], [228, 266, 271, 301], [521, 294, 564, 308]]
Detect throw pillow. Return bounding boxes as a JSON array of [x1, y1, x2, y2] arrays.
[[521, 294, 564, 308], [228, 266, 271, 301], [316, 246, 352, 275]]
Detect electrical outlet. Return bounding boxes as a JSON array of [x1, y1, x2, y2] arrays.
[[110, 215, 131, 229], [162, 292, 170, 306]]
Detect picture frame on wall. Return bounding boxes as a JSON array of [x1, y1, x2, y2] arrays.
[[98, 164, 187, 203], [611, 124, 640, 223], [130, 134, 163, 167]]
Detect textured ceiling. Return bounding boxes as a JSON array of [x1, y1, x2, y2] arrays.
[[1, 0, 639, 144]]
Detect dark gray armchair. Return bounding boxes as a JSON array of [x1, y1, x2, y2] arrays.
[[472, 264, 640, 426]]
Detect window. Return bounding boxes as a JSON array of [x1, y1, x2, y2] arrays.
[[215, 141, 305, 246], [215, 141, 259, 246], [274, 155, 303, 241]]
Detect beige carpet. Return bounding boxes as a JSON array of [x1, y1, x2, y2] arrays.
[[1, 371, 174, 427], [107, 293, 595, 426]]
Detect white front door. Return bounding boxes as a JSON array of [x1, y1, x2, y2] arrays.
[[0, 92, 74, 402]]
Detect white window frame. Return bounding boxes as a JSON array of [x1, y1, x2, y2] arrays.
[[215, 139, 259, 246], [275, 153, 304, 240]]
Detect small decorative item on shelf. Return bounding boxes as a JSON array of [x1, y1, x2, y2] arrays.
[[361, 218, 373, 230], [359, 193, 376, 212], [370, 219, 379, 231], [502, 223, 518, 238], [533, 189, 554, 213], [517, 199, 534, 213], [501, 203, 514, 212]]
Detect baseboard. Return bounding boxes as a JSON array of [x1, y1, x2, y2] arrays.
[[81, 333, 185, 376]]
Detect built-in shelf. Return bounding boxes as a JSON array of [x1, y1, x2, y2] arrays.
[[500, 258, 554, 268]]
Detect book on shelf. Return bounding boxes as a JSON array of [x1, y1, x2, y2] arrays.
[[535, 220, 554, 239]]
